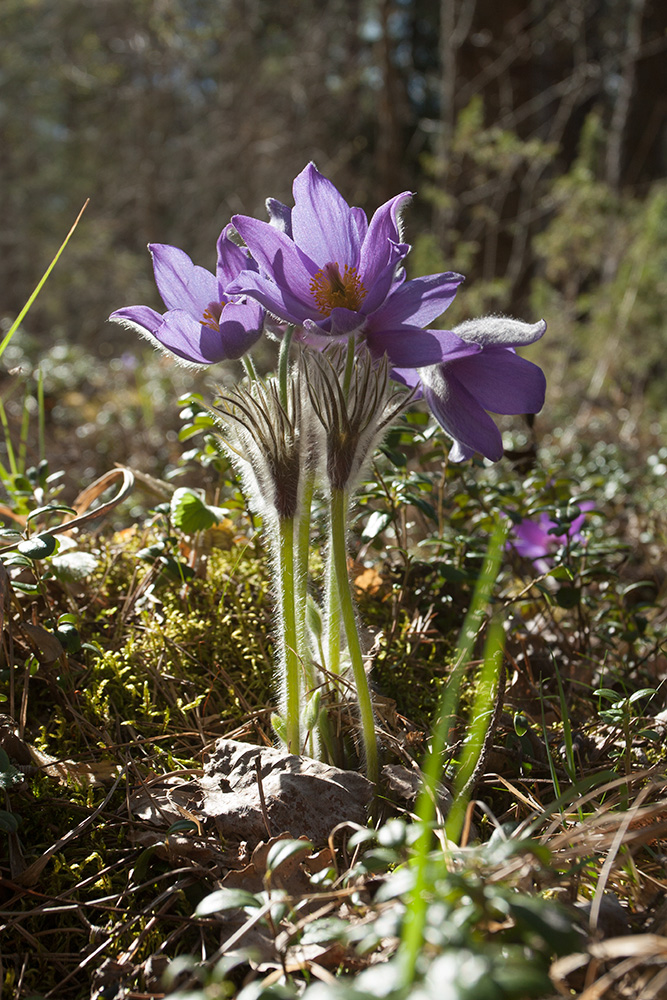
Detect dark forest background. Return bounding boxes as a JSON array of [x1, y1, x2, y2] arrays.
[[1, 0, 665, 417]]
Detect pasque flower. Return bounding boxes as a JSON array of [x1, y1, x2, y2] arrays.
[[229, 162, 466, 369], [109, 225, 264, 365], [509, 501, 595, 574], [394, 316, 547, 461]]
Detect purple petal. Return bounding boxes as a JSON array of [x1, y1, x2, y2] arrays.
[[453, 316, 547, 347], [369, 271, 465, 328], [391, 367, 423, 395], [111, 308, 215, 365], [366, 326, 479, 368], [110, 305, 165, 335], [447, 348, 546, 415], [216, 300, 264, 359], [232, 215, 317, 290], [360, 190, 413, 286], [149, 244, 218, 318], [351, 206, 369, 244], [228, 266, 315, 326], [291, 162, 361, 266], [324, 307, 366, 337], [360, 244, 412, 315], [421, 367, 504, 461], [216, 225, 257, 288], [512, 517, 553, 559], [368, 326, 480, 367]]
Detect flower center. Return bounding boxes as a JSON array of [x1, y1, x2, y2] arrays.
[[202, 301, 225, 331], [309, 262, 367, 317]]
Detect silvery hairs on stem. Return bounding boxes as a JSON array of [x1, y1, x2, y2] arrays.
[[302, 345, 416, 494]]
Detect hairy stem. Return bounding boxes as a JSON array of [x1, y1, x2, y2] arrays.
[[295, 468, 319, 757], [277, 515, 300, 753], [329, 486, 378, 784], [278, 325, 294, 410]]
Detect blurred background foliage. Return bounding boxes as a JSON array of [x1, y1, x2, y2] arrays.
[[0, 0, 665, 462]]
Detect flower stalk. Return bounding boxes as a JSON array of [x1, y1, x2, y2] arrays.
[[330, 485, 379, 785], [277, 514, 300, 753]]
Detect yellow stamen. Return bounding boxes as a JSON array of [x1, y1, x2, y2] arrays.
[[309, 262, 367, 317], [202, 302, 224, 331]]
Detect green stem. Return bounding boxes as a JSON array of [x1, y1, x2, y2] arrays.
[[37, 368, 45, 465], [330, 487, 378, 785], [342, 335, 356, 400], [325, 537, 342, 680], [278, 325, 295, 410], [242, 354, 258, 382], [295, 468, 319, 757], [278, 516, 300, 753]]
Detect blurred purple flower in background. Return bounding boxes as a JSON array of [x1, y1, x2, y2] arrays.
[[109, 225, 264, 365], [230, 162, 466, 369], [508, 501, 596, 573]]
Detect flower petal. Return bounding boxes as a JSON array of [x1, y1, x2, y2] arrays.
[[421, 367, 504, 461], [110, 308, 216, 366], [447, 347, 546, 415], [351, 206, 369, 244], [149, 244, 218, 318], [216, 224, 257, 288], [228, 265, 315, 325], [109, 305, 165, 335], [390, 367, 424, 395], [453, 316, 547, 347], [360, 244, 411, 315], [512, 516, 554, 559], [232, 215, 317, 297], [216, 300, 264, 359], [359, 190, 413, 286], [369, 271, 465, 328], [366, 326, 480, 368], [291, 162, 361, 266]]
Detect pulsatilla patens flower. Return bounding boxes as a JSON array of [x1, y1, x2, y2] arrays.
[[109, 225, 264, 365], [394, 316, 548, 462], [508, 501, 595, 574], [229, 163, 465, 369]]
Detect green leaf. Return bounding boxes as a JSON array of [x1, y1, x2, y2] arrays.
[[55, 623, 81, 653], [17, 534, 58, 560], [507, 896, 580, 954], [170, 488, 227, 534], [0, 749, 22, 789], [265, 838, 313, 875], [361, 510, 392, 542], [628, 688, 656, 704], [50, 550, 99, 582], [555, 585, 581, 608], [195, 888, 263, 916], [25, 504, 76, 525], [0, 810, 20, 833], [300, 916, 349, 945], [167, 819, 199, 834]]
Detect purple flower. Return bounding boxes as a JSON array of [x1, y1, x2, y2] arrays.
[[509, 501, 595, 573], [109, 225, 264, 365], [229, 163, 466, 369], [394, 316, 547, 461]]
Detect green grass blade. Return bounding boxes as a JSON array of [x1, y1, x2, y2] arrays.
[[399, 518, 507, 984], [0, 199, 89, 359], [445, 616, 505, 843]]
